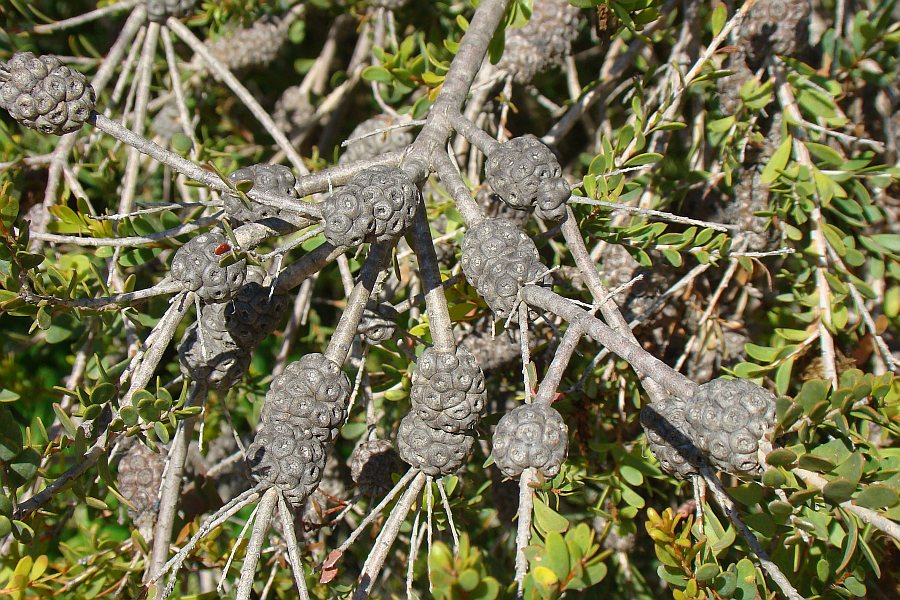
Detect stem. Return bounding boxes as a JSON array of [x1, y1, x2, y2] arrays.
[[514, 468, 536, 596], [521, 285, 698, 400], [277, 494, 312, 600], [407, 204, 455, 351], [325, 242, 391, 364], [236, 487, 280, 600], [147, 384, 204, 581], [703, 470, 804, 600], [165, 18, 309, 175], [354, 472, 427, 599]]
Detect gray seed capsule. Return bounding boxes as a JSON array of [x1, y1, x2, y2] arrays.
[[117, 440, 164, 515], [146, 0, 197, 22], [460, 219, 549, 318], [339, 115, 414, 165], [274, 86, 314, 138], [685, 378, 776, 476], [492, 404, 568, 479], [246, 421, 327, 508], [259, 353, 352, 444], [410, 346, 486, 434], [0, 52, 95, 136], [170, 231, 247, 303], [640, 397, 700, 479], [178, 322, 252, 390], [205, 18, 291, 72], [321, 165, 419, 248], [486, 135, 562, 211], [497, 0, 581, 84], [397, 413, 474, 477], [223, 163, 297, 226], [350, 439, 404, 497], [357, 301, 400, 345], [738, 0, 810, 66], [200, 266, 289, 348]]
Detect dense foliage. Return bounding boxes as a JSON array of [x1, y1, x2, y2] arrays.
[[0, 0, 897, 598]]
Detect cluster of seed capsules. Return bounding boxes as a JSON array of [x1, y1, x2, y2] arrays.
[[491, 403, 569, 479], [486, 135, 572, 221], [246, 353, 352, 507], [396, 346, 487, 477], [146, 0, 197, 22], [640, 378, 777, 478]]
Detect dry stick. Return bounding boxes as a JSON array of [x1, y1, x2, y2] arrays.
[[30, 6, 147, 251], [558, 211, 669, 404], [218, 501, 260, 592], [147, 383, 205, 581], [407, 203, 455, 351], [30, 0, 138, 33], [151, 487, 262, 593], [532, 324, 583, 406], [322, 469, 417, 569], [28, 212, 222, 247], [567, 197, 734, 233], [447, 111, 501, 156], [514, 467, 537, 596], [160, 27, 200, 152], [519, 303, 533, 402], [703, 470, 804, 600], [165, 18, 309, 176], [521, 285, 698, 401], [86, 113, 321, 221], [120, 291, 194, 407], [432, 150, 485, 225], [235, 487, 280, 600], [119, 21, 160, 216], [436, 480, 459, 554], [406, 510, 424, 598], [354, 472, 428, 600], [793, 468, 900, 543], [273, 275, 317, 376], [22, 279, 182, 311], [277, 494, 312, 600], [324, 242, 391, 365]]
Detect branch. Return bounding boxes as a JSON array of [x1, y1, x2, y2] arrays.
[[236, 487, 280, 600]]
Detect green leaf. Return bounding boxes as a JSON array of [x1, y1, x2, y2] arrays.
[[696, 563, 720, 582], [543, 531, 570, 581], [854, 485, 899, 509], [0, 389, 21, 403], [760, 135, 793, 184], [823, 478, 855, 504], [765, 448, 797, 467], [362, 66, 393, 83], [534, 497, 569, 534], [0, 407, 23, 462]]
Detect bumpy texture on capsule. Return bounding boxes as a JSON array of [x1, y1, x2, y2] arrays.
[[246, 422, 327, 507], [685, 378, 776, 475], [224, 163, 297, 225], [339, 115, 414, 165], [350, 439, 404, 497], [206, 18, 291, 72], [486, 135, 562, 211], [640, 397, 699, 479], [357, 301, 400, 345], [492, 404, 568, 479], [178, 322, 252, 390], [534, 176, 572, 221], [460, 219, 549, 318], [259, 353, 351, 444], [497, 0, 581, 83], [397, 413, 474, 477], [170, 232, 247, 302], [738, 0, 810, 66], [146, 0, 196, 22], [200, 267, 289, 348], [410, 346, 486, 433], [0, 52, 95, 136], [321, 165, 419, 248], [274, 86, 314, 137], [117, 441, 164, 514]]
